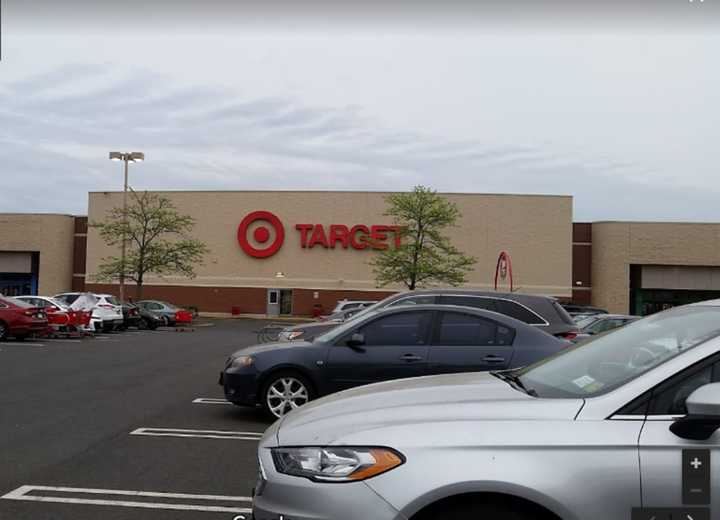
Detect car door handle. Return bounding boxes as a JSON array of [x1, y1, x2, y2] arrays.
[[483, 355, 506, 363], [399, 353, 424, 362]]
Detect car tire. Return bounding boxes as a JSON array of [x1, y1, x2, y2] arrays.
[[415, 499, 548, 520], [260, 371, 315, 420], [0, 321, 7, 341]]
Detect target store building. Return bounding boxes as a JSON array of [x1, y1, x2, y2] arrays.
[[83, 190, 573, 316], [6, 189, 720, 317]]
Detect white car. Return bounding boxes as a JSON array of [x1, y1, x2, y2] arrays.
[[331, 299, 378, 314], [54, 292, 123, 332]]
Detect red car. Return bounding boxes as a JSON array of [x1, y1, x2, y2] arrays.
[[0, 294, 49, 340]]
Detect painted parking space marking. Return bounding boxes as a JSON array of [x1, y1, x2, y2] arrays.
[[1, 342, 45, 347], [193, 397, 233, 405], [1, 485, 252, 514], [130, 427, 264, 441]]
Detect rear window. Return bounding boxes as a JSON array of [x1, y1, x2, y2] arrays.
[[552, 301, 577, 325], [104, 296, 121, 305], [56, 294, 80, 304], [495, 299, 546, 325]]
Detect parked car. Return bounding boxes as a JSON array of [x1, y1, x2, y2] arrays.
[[132, 303, 165, 330], [54, 292, 123, 332], [119, 302, 143, 330], [253, 301, 720, 520], [135, 300, 183, 326], [572, 313, 639, 342], [221, 304, 566, 419], [331, 299, 378, 314], [15, 296, 77, 336], [0, 294, 48, 340], [279, 289, 578, 342]]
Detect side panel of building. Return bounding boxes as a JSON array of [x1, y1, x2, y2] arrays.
[[85, 191, 573, 314], [0, 214, 76, 296], [592, 222, 720, 314]]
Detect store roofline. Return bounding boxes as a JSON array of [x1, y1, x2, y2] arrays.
[[89, 189, 573, 199]]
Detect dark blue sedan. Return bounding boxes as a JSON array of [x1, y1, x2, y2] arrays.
[[219, 304, 566, 419]]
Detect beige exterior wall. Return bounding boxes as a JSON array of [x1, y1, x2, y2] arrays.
[[0, 214, 76, 295], [592, 222, 720, 313], [87, 191, 573, 297]]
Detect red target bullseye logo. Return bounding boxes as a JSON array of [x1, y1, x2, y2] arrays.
[[237, 211, 285, 258]]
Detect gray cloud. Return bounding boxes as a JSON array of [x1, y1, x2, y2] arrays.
[[0, 63, 717, 222]]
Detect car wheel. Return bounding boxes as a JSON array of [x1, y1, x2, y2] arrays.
[[415, 499, 547, 520], [0, 321, 7, 340], [261, 371, 314, 420]]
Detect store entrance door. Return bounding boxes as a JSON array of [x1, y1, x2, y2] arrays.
[[267, 289, 280, 317], [266, 289, 293, 316]]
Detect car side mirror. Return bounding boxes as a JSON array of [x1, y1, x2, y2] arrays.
[[346, 333, 366, 350], [670, 383, 720, 441]]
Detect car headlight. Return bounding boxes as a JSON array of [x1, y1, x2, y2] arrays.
[[271, 447, 404, 482], [230, 355, 254, 368]]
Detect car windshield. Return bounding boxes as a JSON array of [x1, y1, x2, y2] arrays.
[[515, 306, 720, 398], [314, 310, 380, 343], [576, 315, 603, 329]]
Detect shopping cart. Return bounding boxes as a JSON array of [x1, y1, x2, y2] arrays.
[[174, 309, 195, 332]]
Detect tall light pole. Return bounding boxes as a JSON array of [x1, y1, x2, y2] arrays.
[[109, 151, 145, 302]]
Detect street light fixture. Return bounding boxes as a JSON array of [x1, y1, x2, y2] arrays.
[[108, 151, 145, 302]]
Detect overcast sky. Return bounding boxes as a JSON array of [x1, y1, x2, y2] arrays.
[[1, 1, 718, 221]]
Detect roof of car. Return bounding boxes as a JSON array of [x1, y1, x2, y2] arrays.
[[597, 314, 639, 319], [397, 289, 556, 301]]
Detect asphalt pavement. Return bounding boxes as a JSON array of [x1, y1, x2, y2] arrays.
[[0, 319, 274, 520]]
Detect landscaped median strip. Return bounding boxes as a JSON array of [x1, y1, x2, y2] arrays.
[[1, 485, 252, 514], [130, 427, 264, 441], [192, 397, 233, 405]]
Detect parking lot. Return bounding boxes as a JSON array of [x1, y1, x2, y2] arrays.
[[0, 319, 271, 520]]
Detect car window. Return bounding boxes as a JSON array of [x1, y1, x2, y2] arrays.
[[576, 315, 603, 329], [441, 295, 496, 312], [105, 296, 121, 305], [516, 306, 720, 398], [648, 362, 719, 416], [56, 294, 80, 305], [149, 302, 162, 310], [588, 319, 619, 334], [387, 295, 435, 307], [434, 311, 514, 346], [358, 311, 432, 346], [494, 299, 546, 325], [4, 296, 32, 308], [342, 302, 362, 310]]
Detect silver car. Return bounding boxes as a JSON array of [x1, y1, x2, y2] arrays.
[[254, 301, 720, 520]]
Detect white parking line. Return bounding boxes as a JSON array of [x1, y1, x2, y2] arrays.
[[130, 427, 263, 441], [1, 485, 252, 514], [4, 342, 45, 347], [193, 397, 232, 405]]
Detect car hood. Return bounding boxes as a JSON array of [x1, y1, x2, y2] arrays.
[[231, 340, 313, 357], [275, 372, 584, 446], [289, 321, 340, 332]]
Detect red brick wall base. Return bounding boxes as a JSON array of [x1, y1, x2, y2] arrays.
[[85, 283, 396, 316]]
